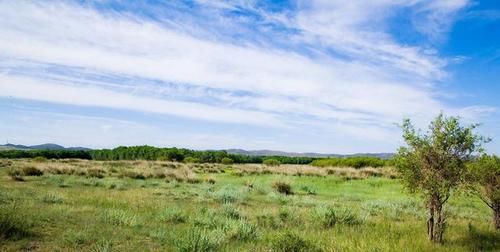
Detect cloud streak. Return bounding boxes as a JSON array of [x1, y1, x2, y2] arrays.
[[0, 0, 495, 152]]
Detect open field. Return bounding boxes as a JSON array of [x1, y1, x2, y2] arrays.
[[0, 159, 498, 251]]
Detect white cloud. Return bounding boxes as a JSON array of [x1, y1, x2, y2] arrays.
[[0, 75, 283, 127], [0, 0, 493, 152]]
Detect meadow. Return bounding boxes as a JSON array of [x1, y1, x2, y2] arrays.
[[0, 159, 498, 251]]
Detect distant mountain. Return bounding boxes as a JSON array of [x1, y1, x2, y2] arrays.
[[0, 143, 32, 150], [29, 143, 66, 150], [0, 143, 91, 151], [0, 143, 392, 159], [226, 149, 394, 159]]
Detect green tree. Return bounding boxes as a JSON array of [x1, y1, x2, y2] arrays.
[[263, 158, 281, 166], [468, 154, 500, 230], [221, 157, 234, 165], [395, 114, 488, 243]]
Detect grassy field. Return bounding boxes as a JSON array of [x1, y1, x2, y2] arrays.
[[0, 159, 498, 251]]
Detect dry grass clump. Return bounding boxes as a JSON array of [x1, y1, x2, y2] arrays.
[[165, 167, 201, 183], [235, 164, 326, 177], [272, 180, 293, 195], [120, 170, 146, 180], [21, 166, 44, 176], [0, 159, 12, 167], [205, 176, 216, 184], [325, 167, 399, 180], [86, 168, 106, 178]]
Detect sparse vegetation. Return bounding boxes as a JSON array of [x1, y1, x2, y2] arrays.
[[0, 156, 497, 251], [271, 231, 322, 252]]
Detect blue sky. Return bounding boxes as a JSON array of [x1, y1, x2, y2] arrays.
[[0, 0, 499, 154]]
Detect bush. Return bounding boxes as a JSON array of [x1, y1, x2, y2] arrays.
[[263, 159, 281, 166], [271, 231, 322, 252], [0, 204, 33, 240], [221, 157, 234, 165], [22, 166, 44, 176], [272, 181, 293, 195]]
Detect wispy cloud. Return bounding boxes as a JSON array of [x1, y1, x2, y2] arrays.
[[0, 0, 495, 152]]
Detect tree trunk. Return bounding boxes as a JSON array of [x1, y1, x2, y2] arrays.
[[434, 204, 445, 243], [493, 202, 500, 231], [427, 205, 435, 241], [427, 194, 445, 243]]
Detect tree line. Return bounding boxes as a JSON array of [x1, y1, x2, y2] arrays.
[[0, 145, 393, 167], [310, 156, 389, 168], [0, 146, 317, 164]]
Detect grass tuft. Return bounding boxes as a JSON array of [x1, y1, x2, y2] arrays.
[[271, 231, 322, 252], [272, 180, 293, 195], [0, 204, 33, 240], [176, 228, 225, 252]]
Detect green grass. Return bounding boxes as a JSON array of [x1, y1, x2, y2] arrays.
[[0, 159, 498, 251]]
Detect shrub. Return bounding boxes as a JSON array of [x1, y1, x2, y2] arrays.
[[272, 181, 293, 195], [176, 228, 225, 252], [263, 159, 281, 166], [22, 166, 44, 176], [0, 204, 33, 240], [221, 157, 234, 165], [271, 231, 322, 252]]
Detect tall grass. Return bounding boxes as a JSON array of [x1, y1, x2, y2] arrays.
[[0, 204, 33, 240]]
